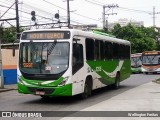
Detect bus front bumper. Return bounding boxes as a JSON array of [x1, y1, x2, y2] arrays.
[[18, 83, 72, 96], [141, 67, 160, 73]]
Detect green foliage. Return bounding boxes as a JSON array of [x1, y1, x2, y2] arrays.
[[111, 24, 159, 54], [0, 26, 24, 43]]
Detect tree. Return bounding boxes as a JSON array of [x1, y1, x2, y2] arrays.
[[111, 24, 158, 53], [0, 26, 24, 43]]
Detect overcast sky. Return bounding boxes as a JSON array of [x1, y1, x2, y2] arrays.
[[0, 0, 160, 27]]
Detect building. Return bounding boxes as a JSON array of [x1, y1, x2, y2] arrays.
[[71, 24, 97, 31], [108, 18, 144, 30]]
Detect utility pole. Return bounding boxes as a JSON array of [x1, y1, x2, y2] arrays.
[[0, 23, 4, 89], [0, 42, 3, 89], [63, 0, 73, 28], [15, 0, 20, 40], [102, 4, 119, 31], [153, 6, 155, 27], [67, 0, 70, 28], [102, 6, 105, 30], [151, 6, 160, 27]]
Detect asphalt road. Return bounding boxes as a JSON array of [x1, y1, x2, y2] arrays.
[[0, 73, 160, 119]]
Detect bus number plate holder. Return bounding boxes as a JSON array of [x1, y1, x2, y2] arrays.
[[148, 69, 153, 72], [36, 91, 45, 95]]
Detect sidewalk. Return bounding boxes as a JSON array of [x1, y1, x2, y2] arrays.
[[60, 82, 160, 119], [0, 84, 17, 92]]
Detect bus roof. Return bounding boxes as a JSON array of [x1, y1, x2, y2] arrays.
[[142, 51, 160, 55], [21, 29, 131, 46], [131, 53, 142, 58]]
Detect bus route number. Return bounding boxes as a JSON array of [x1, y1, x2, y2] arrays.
[[23, 63, 33, 68]]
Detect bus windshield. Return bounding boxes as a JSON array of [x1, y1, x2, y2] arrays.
[[19, 42, 69, 75], [131, 57, 142, 67], [142, 55, 160, 65]]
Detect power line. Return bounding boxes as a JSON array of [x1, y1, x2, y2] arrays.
[[1, 0, 100, 27], [85, 0, 103, 6], [0, 9, 30, 20], [119, 7, 152, 14], [0, 4, 54, 21], [0, 2, 84, 28], [88, 0, 105, 5], [22, 3, 84, 25], [86, 0, 152, 14], [103, 4, 119, 30], [85, 0, 103, 7], [0, 2, 15, 19], [22, 3, 58, 17], [41, 0, 100, 22], [42, 0, 66, 11], [0, 0, 13, 6]]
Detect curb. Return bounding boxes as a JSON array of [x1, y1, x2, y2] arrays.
[[152, 79, 160, 84], [0, 88, 17, 93]]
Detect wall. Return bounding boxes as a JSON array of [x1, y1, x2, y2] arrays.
[[2, 49, 18, 85]]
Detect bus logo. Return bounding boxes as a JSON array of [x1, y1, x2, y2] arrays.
[[2, 112, 11, 117]]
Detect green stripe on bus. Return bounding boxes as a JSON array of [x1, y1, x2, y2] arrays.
[[86, 59, 131, 85]]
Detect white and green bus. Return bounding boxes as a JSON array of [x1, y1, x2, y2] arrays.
[[18, 29, 131, 98], [131, 53, 142, 73]]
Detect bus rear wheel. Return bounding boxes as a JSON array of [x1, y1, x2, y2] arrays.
[[112, 73, 120, 89]]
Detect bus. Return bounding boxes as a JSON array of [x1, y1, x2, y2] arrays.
[[131, 53, 142, 73], [17, 29, 131, 99], [141, 51, 160, 74]]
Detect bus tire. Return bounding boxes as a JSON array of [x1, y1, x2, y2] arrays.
[[40, 95, 50, 100], [112, 73, 120, 89], [145, 72, 148, 75], [81, 80, 92, 99]]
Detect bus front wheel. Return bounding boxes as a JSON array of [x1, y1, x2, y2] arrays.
[[81, 80, 92, 99], [40, 95, 51, 100]]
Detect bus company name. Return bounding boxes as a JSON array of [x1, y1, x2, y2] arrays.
[[2, 112, 42, 118], [88, 66, 102, 73]]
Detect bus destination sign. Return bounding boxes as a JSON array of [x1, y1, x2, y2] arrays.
[[21, 31, 70, 40]]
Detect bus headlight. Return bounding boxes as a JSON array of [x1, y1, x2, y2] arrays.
[[58, 76, 70, 86]]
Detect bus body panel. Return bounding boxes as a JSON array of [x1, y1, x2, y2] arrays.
[[141, 65, 160, 73], [131, 53, 142, 73], [141, 51, 160, 73], [17, 29, 131, 97]]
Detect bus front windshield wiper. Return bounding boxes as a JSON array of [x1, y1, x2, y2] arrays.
[[47, 40, 57, 56]]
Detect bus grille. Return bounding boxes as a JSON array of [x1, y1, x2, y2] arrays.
[[27, 87, 54, 94]]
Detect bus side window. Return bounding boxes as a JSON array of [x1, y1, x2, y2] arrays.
[[105, 42, 113, 59], [85, 38, 94, 60], [72, 43, 84, 75]]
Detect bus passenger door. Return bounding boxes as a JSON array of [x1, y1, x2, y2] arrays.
[[72, 42, 84, 95]]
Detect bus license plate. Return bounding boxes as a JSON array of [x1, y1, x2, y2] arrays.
[[148, 69, 153, 72], [36, 91, 45, 95]]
